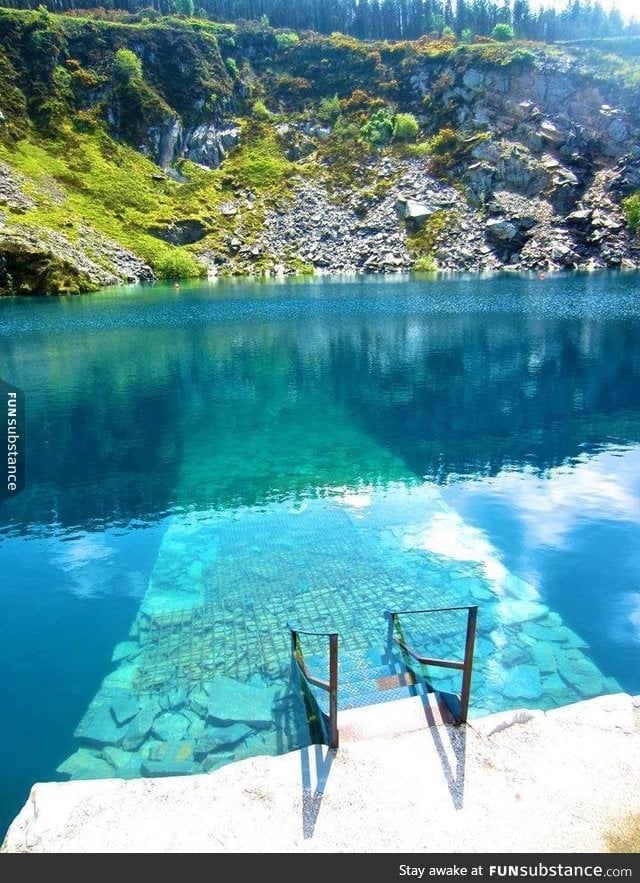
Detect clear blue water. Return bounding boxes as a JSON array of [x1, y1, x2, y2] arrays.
[[1, 271, 640, 837]]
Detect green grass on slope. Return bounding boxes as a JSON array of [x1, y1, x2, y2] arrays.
[[0, 121, 297, 279]]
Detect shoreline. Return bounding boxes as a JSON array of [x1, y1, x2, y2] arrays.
[[3, 692, 639, 854]]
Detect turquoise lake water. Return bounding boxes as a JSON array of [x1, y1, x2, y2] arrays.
[[1, 272, 640, 836]]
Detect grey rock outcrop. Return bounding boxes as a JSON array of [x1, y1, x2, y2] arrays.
[[183, 123, 241, 169]]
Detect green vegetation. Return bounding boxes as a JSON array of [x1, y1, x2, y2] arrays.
[[275, 31, 299, 50], [111, 48, 143, 85], [318, 94, 341, 124], [225, 130, 293, 190], [360, 108, 394, 146], [492, 23, 515, 42], [406, 211, 451, 269], [0, 7, 639, 293], [252, 99, 273, 119], [623, 192, 640, 234], [392, 113, 419, 143]]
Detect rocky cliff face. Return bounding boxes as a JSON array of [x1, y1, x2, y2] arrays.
[[0, 12, 639, 293]]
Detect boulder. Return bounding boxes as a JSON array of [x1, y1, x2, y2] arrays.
[[184, 124, 241, 169], [538, 120, 565, 147], [486, 218, 520, 243]]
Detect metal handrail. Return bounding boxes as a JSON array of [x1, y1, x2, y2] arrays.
[[386, 606, 478, 724], [287, 622, 339, 749]]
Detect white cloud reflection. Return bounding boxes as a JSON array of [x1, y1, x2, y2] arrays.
[[476, 447, 640, 551]]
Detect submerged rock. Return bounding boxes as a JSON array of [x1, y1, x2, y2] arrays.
[[206, 676, 274, 728], [193, 724, 252, 759], [57, 748, 114, 780], [503, 664, 543, 701], [140, 759, 201, 777]]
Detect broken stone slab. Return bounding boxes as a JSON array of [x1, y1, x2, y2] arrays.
[[140, 760, 201, 778], [120, 701, 161, 751], [56, 748, 114, 780], [193, 724, 252, 759], [111, 641, 141, 663], [538, 120, 565, 146], [101, 746, 143, 778], [541, 672, 570, 698], [201, 752, 235, 773], [501, 644, 532, 667], [168, 686, 188, 710], [530, 643, 557, 675], [75, 701, 124, 748], [146, 740, 195, 764], [109, 689, 140, 727], [152, 711, 192, 743], [100, 662, 138, 691], [206, 676, 275, 728], [496, 599, 549, 625], [503, 664, 543, 701]]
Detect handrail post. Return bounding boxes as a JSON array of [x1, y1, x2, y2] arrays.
[[459, 606, 478, 724], [328, 632, 339, 749]]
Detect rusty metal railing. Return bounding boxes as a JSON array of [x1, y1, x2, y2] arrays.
[[287, 623, 339, 749], [386, 605, 478, 724]]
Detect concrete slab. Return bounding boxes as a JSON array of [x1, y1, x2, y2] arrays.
[[3, 693, 640, 853]]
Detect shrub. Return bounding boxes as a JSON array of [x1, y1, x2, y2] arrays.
[[154, 250, 203, 279], [318, 94, 341, 124], [393, 112, 419, 143], [340, 89, 384, 113], [360, 108, 394, 146], [225, 57, 239, 78], [111, 48, 143, 86], [623, 192, 640, 233], [275, 32, 300, 50], [252, 99, 272, 119], [429, 127, 457, 153], [492, 23, 514, 42]]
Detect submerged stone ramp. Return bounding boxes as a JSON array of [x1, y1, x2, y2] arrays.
[[56, 485, 622, 784], [3, 693, 639, 853]]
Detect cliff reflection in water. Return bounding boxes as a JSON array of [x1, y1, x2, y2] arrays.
[[1, 273, 639, 534]]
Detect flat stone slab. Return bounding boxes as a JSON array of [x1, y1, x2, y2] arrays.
[[206, 676, 274, 728], [503, 664, 543, 701], [120, 702, 160, 751], [140, 760, 201, 778], [152, 711, 192, 743], [109, 690, 140, 726], [74, 702, 124, 748], [56, 749, 114, 780], [193, 724, 252, 759]]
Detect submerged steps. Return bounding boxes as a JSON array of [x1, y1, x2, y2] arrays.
[[57, 487, 622, 785]]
